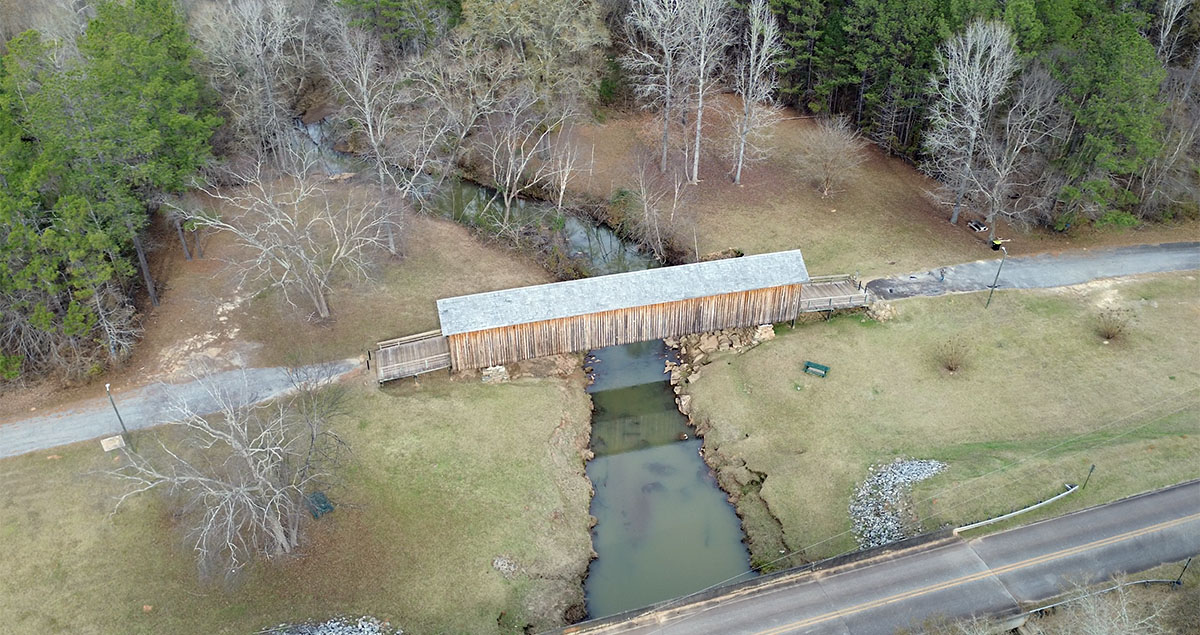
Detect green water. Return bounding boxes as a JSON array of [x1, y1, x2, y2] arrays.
[[584, 341, 753, 618]]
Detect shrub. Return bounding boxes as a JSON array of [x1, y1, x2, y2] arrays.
[[1096, 307, 1131, 341], [934, 336, 970, 373], [1095, 209, 1140, 228], [0, 354, 21, 381]]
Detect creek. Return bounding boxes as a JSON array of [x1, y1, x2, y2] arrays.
[[584, 341, 753, 617], [300, 117, 752, 618]]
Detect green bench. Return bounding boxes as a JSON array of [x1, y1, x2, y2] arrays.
[[803, 361, 830, 378]]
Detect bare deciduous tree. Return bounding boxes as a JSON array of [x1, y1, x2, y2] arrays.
[[1021, 578, 1169, 635], [728, 0, 783, 185], [110, 365, 348, 585], [550, 127, 588, 214], [796, 116, 869, 198], [631, 150, 688, 260], [479, 91, 575, 234], [622, 0, 693, 173], [319, 8, 406, 256], [194, 0, 317, 162], [462, 0, 609, 108], [682, 0, 734, 183], [1154, 0, 1191, 65], [972, 65, 1068, 239], [923, 20, 1019, 225], [400, 32, 521, 192], [175, 150, 393, 320]]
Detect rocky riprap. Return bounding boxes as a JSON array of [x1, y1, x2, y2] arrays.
[[849, 458, 947, 549], [263, 616, 400, 635]]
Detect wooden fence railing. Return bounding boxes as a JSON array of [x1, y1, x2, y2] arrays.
[[797, 292, 871, 312], [376, 330, 451, 383]]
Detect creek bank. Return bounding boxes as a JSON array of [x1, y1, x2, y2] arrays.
[[580, 340, 752, 618], [663, 325, 804, 571]]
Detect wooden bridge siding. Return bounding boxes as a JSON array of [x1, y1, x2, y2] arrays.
[[446, 284, 805, 369]]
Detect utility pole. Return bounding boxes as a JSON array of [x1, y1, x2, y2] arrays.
[[985, 245, 1007, 309], [105, 383, 132, 451], [1081, 464, 1095, 490]]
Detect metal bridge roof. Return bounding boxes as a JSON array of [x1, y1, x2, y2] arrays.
[[436, 249, 809, 335]]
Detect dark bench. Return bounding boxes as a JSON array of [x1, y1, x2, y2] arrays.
[[803, 361, 829, 378]]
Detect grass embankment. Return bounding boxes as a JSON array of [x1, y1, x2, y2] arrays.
[[683, 273, 1200, 565], [573, 101, 1198, 276], [0, 374, 593, 634]]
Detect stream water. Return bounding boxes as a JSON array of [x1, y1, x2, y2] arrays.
[[430, 178, 655, 275], [301, 118, 751, 618], [583, 344, 752, 618], [431, 163, 752, 619]]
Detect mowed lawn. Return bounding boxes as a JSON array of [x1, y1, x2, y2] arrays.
[[684, 273, 1200, 562], [0, 375, 593, 634]]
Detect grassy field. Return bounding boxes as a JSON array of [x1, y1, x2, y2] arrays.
[[0, 373, 593, 634], [574, 100, 1198, 277], [240, 212, 555, 367], [683, 273, 1200, 564]]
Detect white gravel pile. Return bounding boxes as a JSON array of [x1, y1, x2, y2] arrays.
[[849, 458, 946, 549], [263, 616, 400, 635]]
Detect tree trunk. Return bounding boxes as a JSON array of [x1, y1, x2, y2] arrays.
[[312, 287, 331, 320], [193, 228, 203, 259], [733, 98, 750, 184], [734, 130, 747, 184], [691, 79, 706, 183], [175, 219, 192, 261], [660, 104, 672, 173], [378, 166, 398, 257], [949, 134, 977, 225], [129, 224, 159, 307]]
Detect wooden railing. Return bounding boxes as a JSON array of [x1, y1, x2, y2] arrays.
[[376, 330, 452, 383], [799, 273, 870, 313], [798, 293, 871, 312]]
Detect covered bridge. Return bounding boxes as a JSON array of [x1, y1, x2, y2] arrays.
[[435, 250, 811, 370]]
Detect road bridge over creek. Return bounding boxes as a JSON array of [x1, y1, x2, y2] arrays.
[[555, 479, 1200, 635], [375, 250, 870, 383]]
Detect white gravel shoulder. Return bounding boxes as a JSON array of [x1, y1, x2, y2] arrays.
[[850, 458, 947, 549]]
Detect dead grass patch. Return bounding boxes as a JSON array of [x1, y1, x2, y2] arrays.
[[0, 373, 593, 634], [576, 98, 1200, 275], [241, 213, 554, 366]]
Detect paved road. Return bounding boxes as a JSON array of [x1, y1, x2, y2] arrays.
[[562, 480, 1200, 635], [0, 359, 360, 459], [866, 242, 1200, 300]]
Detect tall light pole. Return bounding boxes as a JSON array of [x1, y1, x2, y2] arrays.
[[985, 245, 1007, 309], [105, 383, 132, 450]]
